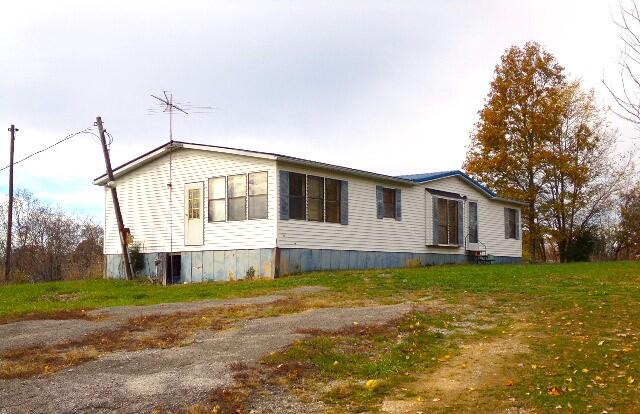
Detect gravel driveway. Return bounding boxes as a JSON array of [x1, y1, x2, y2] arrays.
[[0, 288, 410, 414]]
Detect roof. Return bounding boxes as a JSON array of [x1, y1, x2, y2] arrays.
[[92, 140, 525, 205], [92, 140, 414, 186], [398, 170, 497, 197]]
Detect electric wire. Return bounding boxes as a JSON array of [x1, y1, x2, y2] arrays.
[[0, 127, 95, 172]]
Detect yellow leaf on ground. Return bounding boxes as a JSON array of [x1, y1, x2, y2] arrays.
[[365, 379, 381, 391]]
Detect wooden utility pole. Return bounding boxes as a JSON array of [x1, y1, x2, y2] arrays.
[[4, 125, 17, 281], [95, 117, 133, 280]]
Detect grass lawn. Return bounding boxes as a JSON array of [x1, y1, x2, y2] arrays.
[[2, 261, 640, 412]]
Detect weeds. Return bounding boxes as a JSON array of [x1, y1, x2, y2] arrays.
[[0, 298, 309, 379]]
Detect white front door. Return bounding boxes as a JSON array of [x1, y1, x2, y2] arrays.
[[184, 182, 204, 246]]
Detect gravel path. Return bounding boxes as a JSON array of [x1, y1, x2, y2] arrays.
[[0, 286, 325, 353], [0, 288, 410, 414]]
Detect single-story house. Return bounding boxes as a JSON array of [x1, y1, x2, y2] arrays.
[[93, 141, 523, 283]]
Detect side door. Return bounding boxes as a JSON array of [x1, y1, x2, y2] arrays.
[[184, 182, 204, 246]]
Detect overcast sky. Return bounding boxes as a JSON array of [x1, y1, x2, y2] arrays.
[[0, 0, 635, 222]]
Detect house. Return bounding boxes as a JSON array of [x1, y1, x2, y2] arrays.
[[93, 141, 523, 283]]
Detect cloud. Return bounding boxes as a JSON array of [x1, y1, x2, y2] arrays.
[[0, 0, 634, 223]]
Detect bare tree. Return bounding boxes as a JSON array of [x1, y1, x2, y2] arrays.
[[605, 0, 640, 129], [1, 189, 103, 282]]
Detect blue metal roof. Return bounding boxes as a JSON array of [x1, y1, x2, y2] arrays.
[[397, 170, 497, 197]]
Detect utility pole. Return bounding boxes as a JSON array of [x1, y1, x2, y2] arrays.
[[95, 117, 133, 280], [4, 125, 17, 281]]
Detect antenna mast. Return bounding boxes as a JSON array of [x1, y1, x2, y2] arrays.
[[148, 91, 213, 140]]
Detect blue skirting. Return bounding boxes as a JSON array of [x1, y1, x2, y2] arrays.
[[104, 248, 521, 281]]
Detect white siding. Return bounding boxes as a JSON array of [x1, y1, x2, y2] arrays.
[[277, 163, 423, 253], [104, 149, 277, 254], [424, 176, 522, 258], [276, 164, 522, 258]]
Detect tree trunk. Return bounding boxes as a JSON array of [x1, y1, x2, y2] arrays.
[[528, 200, 536, 261]]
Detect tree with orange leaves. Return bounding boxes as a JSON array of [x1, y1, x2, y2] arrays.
[[464, 42, 566, 260], [465, 42, 627, 262]]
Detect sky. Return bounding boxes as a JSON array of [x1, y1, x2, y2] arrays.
[[0, 0, 636, 222]]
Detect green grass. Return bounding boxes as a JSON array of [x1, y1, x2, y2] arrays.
[[2, 261, 637, 318], [2, 261, 640, 412]]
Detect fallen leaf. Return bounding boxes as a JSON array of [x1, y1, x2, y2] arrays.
[[548, 386, 561, 396], [365, 379, 381, 391]]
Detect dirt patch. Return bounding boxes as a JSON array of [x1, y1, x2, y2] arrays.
[[381, 323, 530, 413], [0, 309, 95, 325]]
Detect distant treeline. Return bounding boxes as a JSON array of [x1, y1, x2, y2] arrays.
[[0, 189, 103, 283]]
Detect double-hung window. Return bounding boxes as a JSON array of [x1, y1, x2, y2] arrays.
[[288, 172, 306, 220], [325, 178, 342, 223], [505, 207, 519, 239], [434, 197, 461, 245], [468, 201, 478, 243], [248, 172, 268, 219], [307, 175, 324, 222], [383, 188, 396, 219], [227, 174, 247, 221], [208, 177, 226, 222]]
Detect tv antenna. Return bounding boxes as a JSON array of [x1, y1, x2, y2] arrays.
[[147, 91, 214, 140]]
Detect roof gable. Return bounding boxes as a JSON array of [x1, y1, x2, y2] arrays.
[[398, 170, 497, 197]]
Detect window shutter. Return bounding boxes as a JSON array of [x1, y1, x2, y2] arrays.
[[457, 200, 463, 245], [340, 180, 348, 225], [432, 196, 439, 244], [279, 170, 289, 220], [394, 188, 401, 221], [504, 208, 509, 239], [515, 209, 521, 240], [376, 185, 383, 219]]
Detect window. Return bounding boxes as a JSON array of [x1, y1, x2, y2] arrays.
[[448, 200, 459, 245], [208, 177, 226, 222], [280, 171, 347, 224], [227, 174, 247, 221], [307, 175, 324, 221], [436, 198, 459, 245], [383, 187, 396, 218], [468, 201, 478, 243], [289, 172, 306, 220], [248, 172, 268, 219], [188, 188, 201, 219], [506, 208, 517, 239], [325, 178, 342, 223]]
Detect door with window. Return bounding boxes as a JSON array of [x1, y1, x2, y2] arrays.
[[184, 182, 204, 246]]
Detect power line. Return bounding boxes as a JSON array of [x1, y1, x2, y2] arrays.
[[0, 127, 94, 172]]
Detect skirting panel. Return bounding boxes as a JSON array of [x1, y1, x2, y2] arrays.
[[104, 248, 275, 282], [104, 248, 521, 281], [277, 248, 521, 276]]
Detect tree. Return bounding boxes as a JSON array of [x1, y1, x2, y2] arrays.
[[464, 42, 567, 260], [615, 182, 640, 258], [465, 42, 630, 262], [604, 0, 640, 130], [0, 190, 104, 282], [539, 83, 628, 262]]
